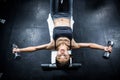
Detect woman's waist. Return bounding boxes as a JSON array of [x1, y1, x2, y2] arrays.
[[54, 18, 70, 27]]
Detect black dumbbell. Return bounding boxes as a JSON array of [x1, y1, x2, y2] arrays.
[[103, 41, 114, 59], [12, 44, 21, 60]]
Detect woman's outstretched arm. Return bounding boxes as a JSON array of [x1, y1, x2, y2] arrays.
[[72, 39, 112, 52], [79, 43, 112, 52], [12, 41, 54, 53]]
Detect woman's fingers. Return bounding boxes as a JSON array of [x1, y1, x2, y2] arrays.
[[104, 46, 112, 53], [12, 48, 20, 53]]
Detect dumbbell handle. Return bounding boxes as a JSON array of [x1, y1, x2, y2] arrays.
[[103, 41, 113, 59]]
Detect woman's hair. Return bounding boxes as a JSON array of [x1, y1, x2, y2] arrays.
[[56, 57, 70, 69]]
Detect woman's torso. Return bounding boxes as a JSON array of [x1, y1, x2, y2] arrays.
[[53, 25, 73, 49], [51, 13, 73, 50]]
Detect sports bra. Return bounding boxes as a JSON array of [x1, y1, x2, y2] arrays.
[[53, 26, 73, 49]]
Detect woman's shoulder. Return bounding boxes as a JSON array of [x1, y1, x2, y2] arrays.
[[71, 39, 79, 49], [47, 40, 55, 50]]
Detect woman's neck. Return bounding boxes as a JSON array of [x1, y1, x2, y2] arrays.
[[57, 43, 69, 50]]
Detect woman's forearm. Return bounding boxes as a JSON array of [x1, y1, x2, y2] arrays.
[[78, 43, 106, 50], [14, 43, 49, 53], [89, 43, 105, 50], [18, 47, 37, 52], [78, 42, 112, 52]]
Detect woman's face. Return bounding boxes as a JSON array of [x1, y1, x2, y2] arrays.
[[56, 49, 70, 63]]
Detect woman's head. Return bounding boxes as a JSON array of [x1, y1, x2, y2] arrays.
[[56, 49, 71, 68]]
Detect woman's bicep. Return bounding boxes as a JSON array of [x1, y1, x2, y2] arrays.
[[36, 41, 54, 50], [71, 39, 90, 48], [35, 44, 49, 50]]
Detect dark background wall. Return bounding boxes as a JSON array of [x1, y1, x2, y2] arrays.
[[0, 0, 120, 80]]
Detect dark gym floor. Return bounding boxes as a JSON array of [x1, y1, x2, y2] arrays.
[[0, 0, 120, 80]]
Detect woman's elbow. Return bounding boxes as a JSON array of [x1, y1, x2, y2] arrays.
[[88, 43, 95, 48]]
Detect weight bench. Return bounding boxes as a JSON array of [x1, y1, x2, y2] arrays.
[[40, 13, 82, 70]]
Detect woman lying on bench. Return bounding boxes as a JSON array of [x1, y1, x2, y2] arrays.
[[13, 0, 112, 68]]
